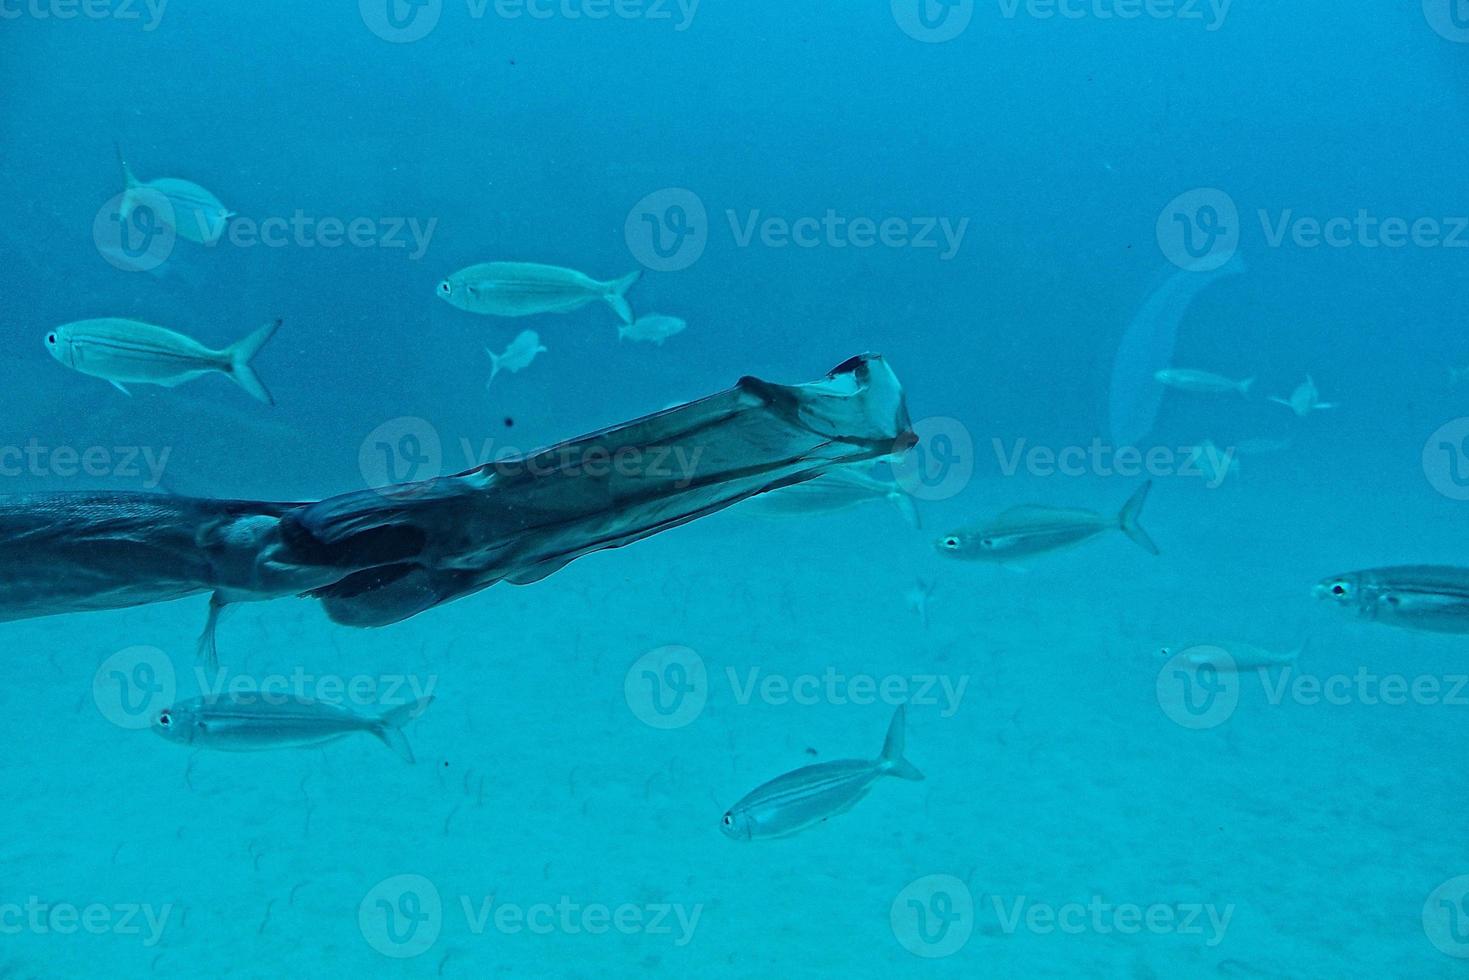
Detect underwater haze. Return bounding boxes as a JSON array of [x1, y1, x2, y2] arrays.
[[4, 1, 1469, 976]]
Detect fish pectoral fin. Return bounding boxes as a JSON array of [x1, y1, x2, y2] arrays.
[[109, 381, 132, 396]]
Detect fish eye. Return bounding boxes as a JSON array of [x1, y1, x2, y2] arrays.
[[941, 536, 960, 550], [721, 813, 733, 827], [437, 281, 452, 295], [45, 333, 56, 346], [157, 711, 171, 728], [1331, 584, 1348, 597]]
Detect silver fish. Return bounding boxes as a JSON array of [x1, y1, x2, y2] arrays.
[[618, 314, 687, 345], [46, 317, 280, 403], [1270, 376, 1337, 417], [1316, 566, 1469, 634], [1157, 641, 1304, 671], [437, 261, 641, 323], [1154, 368, 1254, 397], [486, 329, 547, 387], [935, 482, 1158, 562], [116, 143, 235, 246], [741, 467, 920, 528], [720, 705, 924, 841], [151, 693, 434, 762]]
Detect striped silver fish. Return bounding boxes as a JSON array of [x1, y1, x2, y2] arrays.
[[741, 467, 920, 528], [116, 143, 235, 246], [436, 261, 641, 323], [1316, 566, 1469, 634], [151, 693, 433, 762], [720, 705, 924, 841], [935, 481, 1158, 561]]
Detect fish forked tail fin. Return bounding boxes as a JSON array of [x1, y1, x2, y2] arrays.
[[485, 347, 502, 388], [373, 696, 435, 763], [1118, 481, 1160, 556], [225, 318, 282, 405], [878, 704, 925, 781], [888, 489, 922, 529], [603, 270, 642, 325]]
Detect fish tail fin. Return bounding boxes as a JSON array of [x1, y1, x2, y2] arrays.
[[374, 696, 434, 763], [889, 490, 921, 529], [604, 270, 642, 324], [616, 324, 628, 342], [225, 318, 282, 405], [115, 141, 141, 217], [1118, 481, 1160, 556], [1239, 377, 1255, 397], [486, 348, 502, 386], [879, 704, 925, 781]]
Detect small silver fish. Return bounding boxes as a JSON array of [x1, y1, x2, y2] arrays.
[[46, 317, 281, 403], [935, 482, 1158, 562], [116, 143, 235, 246], [151, 693, 434, 762], [1155, 368, 1254, 397], [1270, 376, 1337, 417], [742, 467, 920, 527], [486, 329, 548, 387], [437, 261, 641, 323], [618, 314, 687, 345], [1316, 566, 1469, 634], [720, 705, 924, 841], [1157, 641, 1304, 671]]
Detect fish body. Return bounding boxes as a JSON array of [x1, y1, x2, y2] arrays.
[[1159, 641, 1302, 671], [1270, 376, 1337, 417], [117, 144, 234, 245], [1316, 566, 1469, 634], [437, 261, 641, 323], [936, 482, 1158, 561], [486, 329, 548, 386], [721, 705, 923, 841], [152, 693, 433, 762], [1155, 368, 1254, 397], [46, 317, 280, 403], [742, 467, 919, 527], [619, 314, 687, 345], [1184, 441, 1239, 485]]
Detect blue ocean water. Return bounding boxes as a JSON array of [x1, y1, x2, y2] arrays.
[[4, 2, 1469, 976]]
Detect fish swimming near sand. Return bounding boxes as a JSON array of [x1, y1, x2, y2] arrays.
[[741, 466, 920, 527], [1316, 566, 1469, 634], [1155, 368, 1254, 397], [720, 704, 924, 841], [486, 329, 547, 387], [935, 482, 1159, 562], [46, 317, 281, 403], [115, 143, 234, 246], [437, 261, 641, 323], [151, 693, 434, 762]]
